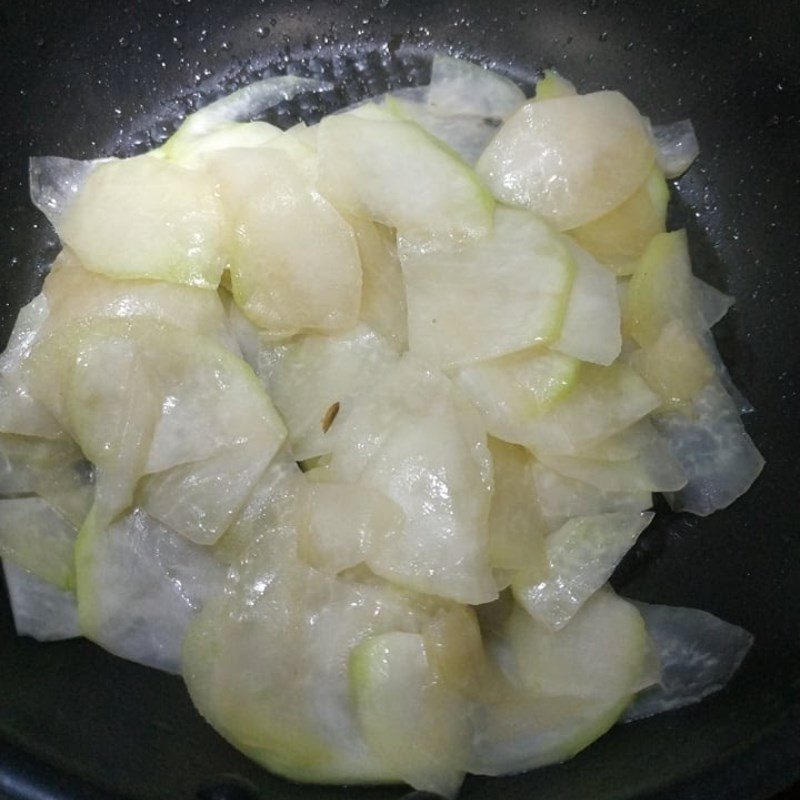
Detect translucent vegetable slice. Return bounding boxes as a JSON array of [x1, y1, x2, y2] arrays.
[[318, 108, 493, 242], [350, 631, 470, 798], [182, 479, 445, 785], [626, 229, 702, 347], [2, 560, 79, 642], [655, 381, 765, 516], [327, 356, 496, 604], [29, 156, 107, 230], [536, 420, 687, 493], [0, 435, 93, 526], [496, 363, 660, 456], [350, 217, 408, 351], [164, 75, 332, 146], [0, 293, 64, 440], [629, 319, 715, 410], [477, 91, 655, 230], [0, 497, 77, 589], [385, 96, 501, 165], [400, 208, 576, 368], [76, 507, 226, 673], [162, 120, 282, 168], [650, 119, 700, 179], [158, 75, 330, 173], [471, 589, 646, 775], [427, 55, 526, 119], [696, 277, 734, 329], [295, 480, 405, 576], [25, 318, 286, 539], [454, 348, 580, 444], [531, 462, 652, 519], [210, 147, 362, 335], [41, 254, 235, 351], [622, 602, 753, 722], [487, 439, 549, 572], [552, 242, 621, 365], [512, 512, 654, 630], [256, 323, 398, 461], [569, 166, 669, 274], [57, 155, 226, 287]]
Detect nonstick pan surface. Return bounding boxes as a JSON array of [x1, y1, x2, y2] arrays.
[[0, 2, 798, 799]]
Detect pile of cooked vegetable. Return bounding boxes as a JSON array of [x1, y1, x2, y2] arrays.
[[0, 56, 762, 796]]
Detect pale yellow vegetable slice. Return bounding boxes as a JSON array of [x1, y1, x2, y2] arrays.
[[400, 208, 576, 368], [210, 147, 362, 335], [487, 439, 549, 573], [629, 319, 715, 410], [350, 631, 471, 798], [58, 155, 226, 287], [327, 356, 496, 604], [256, 323, 398, 461], [512, 512, 654, 629], [471, 589, 646, 775], [350, 218, 408, 351], [570, 166, 669, 274], [318, 107, 494, 241], [477, 91, 655, 230]]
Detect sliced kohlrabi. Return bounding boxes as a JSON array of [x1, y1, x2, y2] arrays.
[[350, 631, 471, 798], [471, 589, 646, 775], [552, 242, 621, 365], [75, 507, 226, 673], [569, 166, 669, 274], [536, 420, 687, 493], [0, 497, 77, 589], [182, 482, 446, 786], [649, 119, 700, 179], [622, 602, 753, 722], [628, 319, 715, 411], [385, 96, 502, 165], [210, 146, 362, 335], [29, 156, 108, 231], [41, 254, 235, 351], [512, 512, 654, 630], [327, 356, 497, 604], [454, 348, 581, 443], [0, 295, 63, 440], [318, 107, 494, 242], [655, 381, 765, 516], [295, 478, 405, 576], [400, 208, 576, 368], [256, 323, 398, 461], [477, 91, 655, 230], [165, 75, 332, 145], [486, 439, 549, 573], [695, 277, 734, 329], [2, 560, 79, 642], [626, 229, 703, 347], [531, 462, 652, 519], [427, 55, 526, 119], [159, 74, 331, 168], [0, 435, 93, 526], [56, 155, 227, 288], [350, 217, 408, 351], [508, 363, 660, 456], [26, 317, 286, 540]]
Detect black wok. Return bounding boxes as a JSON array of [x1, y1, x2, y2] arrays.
[[1, 1, 798, 799]]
